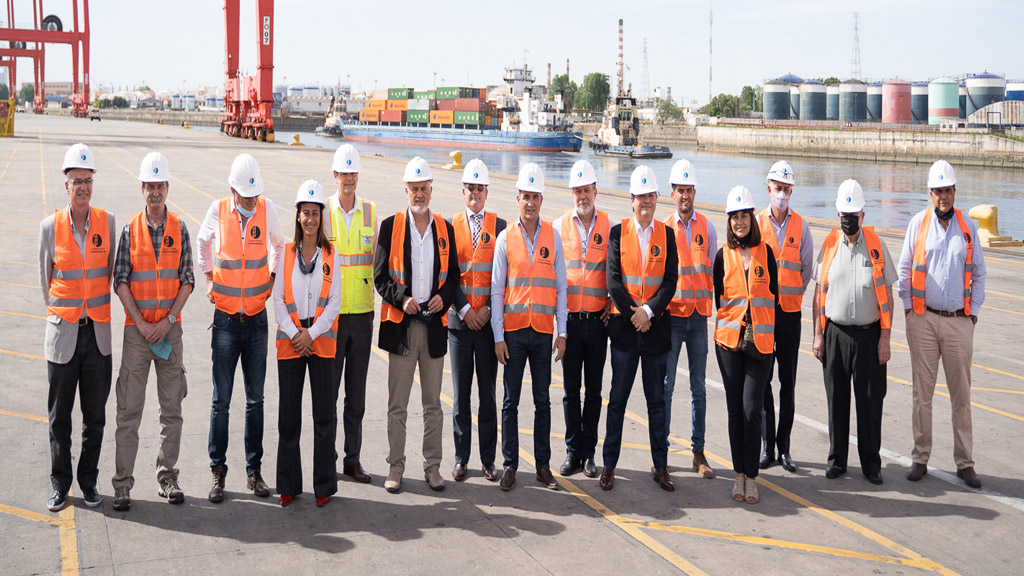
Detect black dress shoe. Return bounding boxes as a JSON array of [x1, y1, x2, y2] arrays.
[[759, 452, 775, 469], [536, 467, 558, 490], [582, 457, 598, 478], [47, 489, 68, 512], [599, 467, 615, 491], [779, 453, 797, 473], [499, 467, 516, 491], [452, 462, 467, 481], [957, 466, 982, 489], [559, 452, 582, 476], [482, 464, 498, 482], [865, 471, 884, 485], [652, 467, 675, 492], [342, 462, 372, 483], [825, 466, 847, 479]]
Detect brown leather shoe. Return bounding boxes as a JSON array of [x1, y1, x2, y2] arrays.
[[247, 471, 270, 497], [499, 467, 516, 491], [208, 465, 226, 503], [906, 462, 928, 482], [452, 462, 467, 481], [599, 467, 615, 491], [342, 462, 372, 483], [536, 467, 558, 490], [957, 466, 982, 489], [482, 464, 499, 482], [653, 467, 675, 492], [692, 449, 715, 479]]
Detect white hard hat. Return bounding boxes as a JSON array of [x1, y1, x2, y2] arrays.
[[333, 144, 361, 173], [138, 152, 170, 183], [227, 153, 264, 198], [726, 185, 756, 213], [516, 163, 545, 194], [629, 165, 659, 196], [835, 179, 865, 213], [568, 159, 597, 188], [927, 159, 957, 189], [403, 156, 433, 183], [462, 159, 490, 185], [766, 160, 795, 185], [294, 179, 327, 207], [62, 143, 95, 173], [669, 159, 697, 187]]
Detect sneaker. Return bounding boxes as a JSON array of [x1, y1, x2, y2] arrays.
[[112, 486, 131, 511], [247, 471, 270, 498], [158, 477, 185, 504], [81, 487, 102, 508], [47, 489, 68, 512]]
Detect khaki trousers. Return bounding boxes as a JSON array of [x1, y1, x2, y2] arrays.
[[906, 311, 974, 469], [112, 322, 187, 490], [387, 321, 444, 475]]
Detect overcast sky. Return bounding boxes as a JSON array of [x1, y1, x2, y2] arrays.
[[6, 0, 1021, 104]]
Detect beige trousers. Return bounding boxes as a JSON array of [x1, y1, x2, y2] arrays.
[[112, 322, 187, 489], [386, 322, 444, 475], [906, 311, 974, 469]]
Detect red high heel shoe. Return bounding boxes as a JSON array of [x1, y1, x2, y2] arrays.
[[279, 494, 293, 507], [315, 496, 328, 507]]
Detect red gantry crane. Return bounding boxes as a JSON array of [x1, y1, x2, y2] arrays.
[[221, 0, 274, 142]]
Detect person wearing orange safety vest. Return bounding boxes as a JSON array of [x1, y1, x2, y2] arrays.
[[447, 159, 506, 483], [661, 159, 718, 480], [373, 157, 461, 495], [811, 180, 896, 486], [490, 163, 567, 492], [272, 180, 342, 508], [897, 160, 987, 490], [601, 166, 679, 494], [553, 159, 609, 480], [110, 152, 194, 512], [197, 153, 285, 503], [756, 160, 813, 475], [714, 186, 778, 505], [38, 143, 117, 512]]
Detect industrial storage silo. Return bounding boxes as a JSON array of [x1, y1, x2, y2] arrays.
[[763, 81, 791, 120], [1007, 82, 1024, 101], [928, 78, 959, 125], [799, 80, 826, 120], [790, 86, 800, 119], [839, 80, 867, 122], [959, 83, 967, 118], [867, 82, 883, 121], [826, 85, 839, 120], [965, 73, 1006, 116], [911, 82, 929, 124], [882, 79, 912, 124]]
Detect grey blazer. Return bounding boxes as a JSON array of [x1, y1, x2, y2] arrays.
[[38, 209, 117, 364]]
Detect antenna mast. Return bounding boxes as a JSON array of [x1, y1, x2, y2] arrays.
[[851, 12, 862, 80], [640, 38, 651, 105], [709, 1, 713, 104]]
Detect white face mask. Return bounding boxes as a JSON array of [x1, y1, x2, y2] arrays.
[[771, 192, 790, 213]]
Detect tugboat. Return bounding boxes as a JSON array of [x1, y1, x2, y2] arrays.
[[588, 89, 672, 159], [314, 96, 344, 137]]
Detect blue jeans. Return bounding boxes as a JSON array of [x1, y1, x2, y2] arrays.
[[603, 333, 669, 470], [663, 313, 709, 451], [561, 316, 607, 459], [209, 309, 268, 476], [501, 328, 552, 470]]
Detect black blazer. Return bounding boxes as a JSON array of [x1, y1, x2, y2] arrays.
[[374, 212, 461, 358], [447, 213, 507, 332], [606, 221, 678, 354]]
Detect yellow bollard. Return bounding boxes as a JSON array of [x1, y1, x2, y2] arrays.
[[444, 150, 464, 170], [968, 204, 1023, 247], [182, 121, 190, 129], [288, 134, 304, 146], [126, 116, 131, 122]]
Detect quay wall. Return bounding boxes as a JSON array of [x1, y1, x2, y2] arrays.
[[574, 121, 698, 147], [58, 109, 324, 131]]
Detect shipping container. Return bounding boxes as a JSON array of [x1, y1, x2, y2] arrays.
[[359, 109, 380, 122], [366, 99, 387, 110], [371, 89, 388, 100], [436, 86, 475, 100], [436, 99, 457, 111], [387, 88, 413, 100], [406, 110, 430, 124], [406, 99, 434, 111], [429, 110, 455, 124], [413, 91, 435, 100], [386, 99, 409, 111], [455, 98, 484, 112], [454, 111, 483, 125], [380, 110, 406, 123], [345, 100, 366, 113]]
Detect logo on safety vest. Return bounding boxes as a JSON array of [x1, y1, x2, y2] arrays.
[[695, 234, 704, 246], [438, 237, 447, 250], [539, 246, 549, 259], [91, 233, 103, 247], [164, 235, 175, 248], [593, 233, 603, 246], [250, 226, 261, 239], [479, 231, 490, 244], [964, 232, 972, 244], [787, 236, 795, 245], [650, 245, 661, 258], [754, 265, 765, 278], [323, 262, 331, 277], [870, 248, 880, 260]]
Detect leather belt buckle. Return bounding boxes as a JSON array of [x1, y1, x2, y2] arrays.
[[569, 311, 601, 321], [229, 312, 253, 322], [926, 306, 965, 318], [78, 317, 91, 326]]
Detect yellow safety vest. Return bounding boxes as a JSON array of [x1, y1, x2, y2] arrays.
[[327, 195, 376, 314]]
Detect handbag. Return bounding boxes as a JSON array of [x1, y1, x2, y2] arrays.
[[740, 319, 767, 360]]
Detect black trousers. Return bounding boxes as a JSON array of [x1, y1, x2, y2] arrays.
[[448, 325, 498, 466], [561, 316, 607, 459], [717, 346, 772, 478], [333, 312, 373, 467], [763, 309, 801, 456], [823, 322, 886, 475], [47, 322, 112, 492], [277, 354, 338, 498]]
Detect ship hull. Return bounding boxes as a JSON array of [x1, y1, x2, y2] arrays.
[[341, 124, 582, 152]]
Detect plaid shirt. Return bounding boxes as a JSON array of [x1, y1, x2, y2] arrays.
[[112, 211, 195, 288]]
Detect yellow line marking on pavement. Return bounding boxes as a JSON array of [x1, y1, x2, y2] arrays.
[[39, 127, 47, 212], [0, 259, 35, 267], [984, 296, 1024, 302], [0, 279, 37, 289], [0, 503, 61, 526], [0, 309, 45, 320], [0, 135, 25, 187], [0, 243, 37, 250], [985, 255, 1024, 269], [980, 304, 1024, 317], [0, 348, 46, 361], [987, 288, 1023, 298], [0, 407, 48, 423], [58, 489, 80, 575]]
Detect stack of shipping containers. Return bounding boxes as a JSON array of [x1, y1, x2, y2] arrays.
[[358, 86, 500, 128]]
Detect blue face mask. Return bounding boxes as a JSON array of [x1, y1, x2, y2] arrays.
[[236, 202, 256, 219]]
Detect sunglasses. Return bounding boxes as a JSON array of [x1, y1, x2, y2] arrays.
[[465, 184, 487, 192]]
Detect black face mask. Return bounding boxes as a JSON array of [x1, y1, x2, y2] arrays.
[[736, 233, 750, 248], [840, 213, 861, 236], [934, 206, 955, 221]]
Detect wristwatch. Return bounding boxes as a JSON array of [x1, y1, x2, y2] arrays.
[[167, 315, 176, 325], [557, 333, 567, 339]]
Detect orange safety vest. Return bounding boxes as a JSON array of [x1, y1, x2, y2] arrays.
[[48, 206, 111, 323], [126, 211, 182, 325], [445, 210, 496, 326], [714, 242, 775, 354], [758, 208, 805, 312], [818, 227, 892, 330], [276, 244, 339, 359], [910, 208, 973, 315], [610, 219, 667, 315], [561, 209, 609, 313], [664, 212, 713, 318], [504, 221, 557, 334], [212, 197, 272, 316], [381, 210, 450, 324]]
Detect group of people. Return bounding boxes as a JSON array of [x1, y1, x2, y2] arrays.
[[39, 140, 986, 513]]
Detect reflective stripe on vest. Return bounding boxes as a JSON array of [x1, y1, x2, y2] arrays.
[[910, 208, 973, 315], [758, 208, 805, 312], [327, 196, 376, 314], [212, 197, 272, 315], [127, 211, 182, 325], [445, 210, 497, 326], [818, 227, 892, 331], [504, 221, 557, 334], [664, 211, 713, 318], [714, 242, 775, 354], [276, 244, 339, 359], [381, 211, 450, 325], [561, 209, 609, 313], [610, 219, 668, 316], [48, 206, 112, 323]]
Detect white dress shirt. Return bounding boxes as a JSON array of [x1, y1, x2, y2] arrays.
[[273, 246, 342, 340], [632, 216, 657, 319], [197, 195, 286, 277], [408, 208, 435, 304]]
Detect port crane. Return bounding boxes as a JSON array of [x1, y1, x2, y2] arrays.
[[221, 0, 274, 142]]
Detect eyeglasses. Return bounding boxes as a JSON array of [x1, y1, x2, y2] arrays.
[[69, 178, 94, 187], [465, 184, 487, 192]]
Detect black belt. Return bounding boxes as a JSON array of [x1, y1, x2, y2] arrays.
[[226, 312, 259, 322], [299, 318, 314, 328], [830, 321, 879, 331], [78, 316, 91, 326], [568, 311, 602, 320], [926, 307, 966, 318]]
